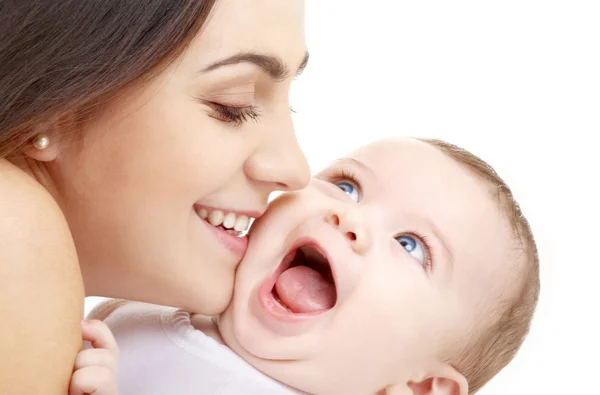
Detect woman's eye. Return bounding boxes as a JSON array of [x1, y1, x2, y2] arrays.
[[205, 102, 260, 126], [335, 182, 359, 202], [395, 234, 425, 264]]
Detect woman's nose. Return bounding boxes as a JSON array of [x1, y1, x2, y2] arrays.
[[244, 115, 310, 192]]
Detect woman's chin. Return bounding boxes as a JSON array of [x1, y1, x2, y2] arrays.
[[175, 274, 235, 315]]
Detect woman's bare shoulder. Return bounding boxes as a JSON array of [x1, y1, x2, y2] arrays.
[[0, 159, 84, 394], [0, 159, 74, 244]]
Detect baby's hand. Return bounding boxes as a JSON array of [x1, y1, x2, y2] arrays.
[[70, 319, 119, 395]]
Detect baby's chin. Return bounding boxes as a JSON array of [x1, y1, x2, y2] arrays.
[[216, 306, 261, 362]]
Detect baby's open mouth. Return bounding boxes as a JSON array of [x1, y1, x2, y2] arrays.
[[271, 244, 337, 314]]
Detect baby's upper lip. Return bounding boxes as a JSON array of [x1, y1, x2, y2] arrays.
[[310, 240, 337, 290], [290, 236, 338, 289], [282, 223, 352, 297]]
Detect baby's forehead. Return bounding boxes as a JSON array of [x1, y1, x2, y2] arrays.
[[331, 139, 486, 200], [348, 138, 462, 178]]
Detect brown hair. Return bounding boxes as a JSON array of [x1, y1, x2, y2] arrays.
[[420, 138, 540, 394], [0, 0, 217, 158]]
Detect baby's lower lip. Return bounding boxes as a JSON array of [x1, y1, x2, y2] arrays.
[[259, 286, 327, 321], [251, 282, 325, 339]]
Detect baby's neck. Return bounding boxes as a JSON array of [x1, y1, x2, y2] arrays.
[[189, 313, 225, 345], [189, 313, 306, 394]]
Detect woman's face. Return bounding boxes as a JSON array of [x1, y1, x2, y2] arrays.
[[46, 0, 309, 314]]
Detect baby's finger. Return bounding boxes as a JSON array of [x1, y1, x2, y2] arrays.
[[82, 319, 119, 355], [74, 348, 117, 372], [69, 366, 117, 395]]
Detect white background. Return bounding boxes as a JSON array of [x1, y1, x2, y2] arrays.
[[86, 1, 600, 393]]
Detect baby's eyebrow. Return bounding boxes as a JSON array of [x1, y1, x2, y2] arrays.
[[330, 158, 375, 177]]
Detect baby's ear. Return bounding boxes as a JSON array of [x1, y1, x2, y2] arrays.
[[382, 366, 468, 395], [409, 365, 468, 395]]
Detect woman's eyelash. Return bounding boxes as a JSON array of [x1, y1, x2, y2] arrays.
[[205, 102, 260, 126]]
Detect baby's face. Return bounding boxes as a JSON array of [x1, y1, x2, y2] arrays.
[[219, 138, 515, 395]]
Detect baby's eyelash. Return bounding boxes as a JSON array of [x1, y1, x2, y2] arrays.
[[205, 102, 260, 126], [328, 168, 361, 189], [325, 167, 363, 201], [408, 231, 435, 271]]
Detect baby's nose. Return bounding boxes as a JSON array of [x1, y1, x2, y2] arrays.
[[325, 209, 370, 254]]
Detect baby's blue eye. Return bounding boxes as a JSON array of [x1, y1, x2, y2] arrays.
[[395, 235, 425, 263], [335, 182, 359, 202]]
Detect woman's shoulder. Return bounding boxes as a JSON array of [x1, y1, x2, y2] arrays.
[[0, 160, 84, 393], [0, 159, 73, 246], [0, 157, 82, 304], [0, 159, 62, 212]]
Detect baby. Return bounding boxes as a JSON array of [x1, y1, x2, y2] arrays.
[[81, 138, 540, 394]]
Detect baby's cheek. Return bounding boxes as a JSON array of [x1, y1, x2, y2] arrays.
[[366, 266, 431, 319]]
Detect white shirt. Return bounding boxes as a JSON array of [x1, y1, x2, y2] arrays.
[[88, 300, 298, 395]]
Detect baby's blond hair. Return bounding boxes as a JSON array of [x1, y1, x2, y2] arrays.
[[420, 138, 540, 394]]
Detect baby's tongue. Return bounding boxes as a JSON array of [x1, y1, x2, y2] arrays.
[[275, 266, 335, 314]]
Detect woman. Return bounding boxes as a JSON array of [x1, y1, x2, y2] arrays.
[[0, 0, 310, 392]]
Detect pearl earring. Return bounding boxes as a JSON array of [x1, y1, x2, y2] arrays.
[[32, 134, 50, 150]]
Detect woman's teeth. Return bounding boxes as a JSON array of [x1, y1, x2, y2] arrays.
[[196, 208, 252, 234]]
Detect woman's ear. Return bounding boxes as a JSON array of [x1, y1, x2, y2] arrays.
[[22, 119, 65, 162]]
